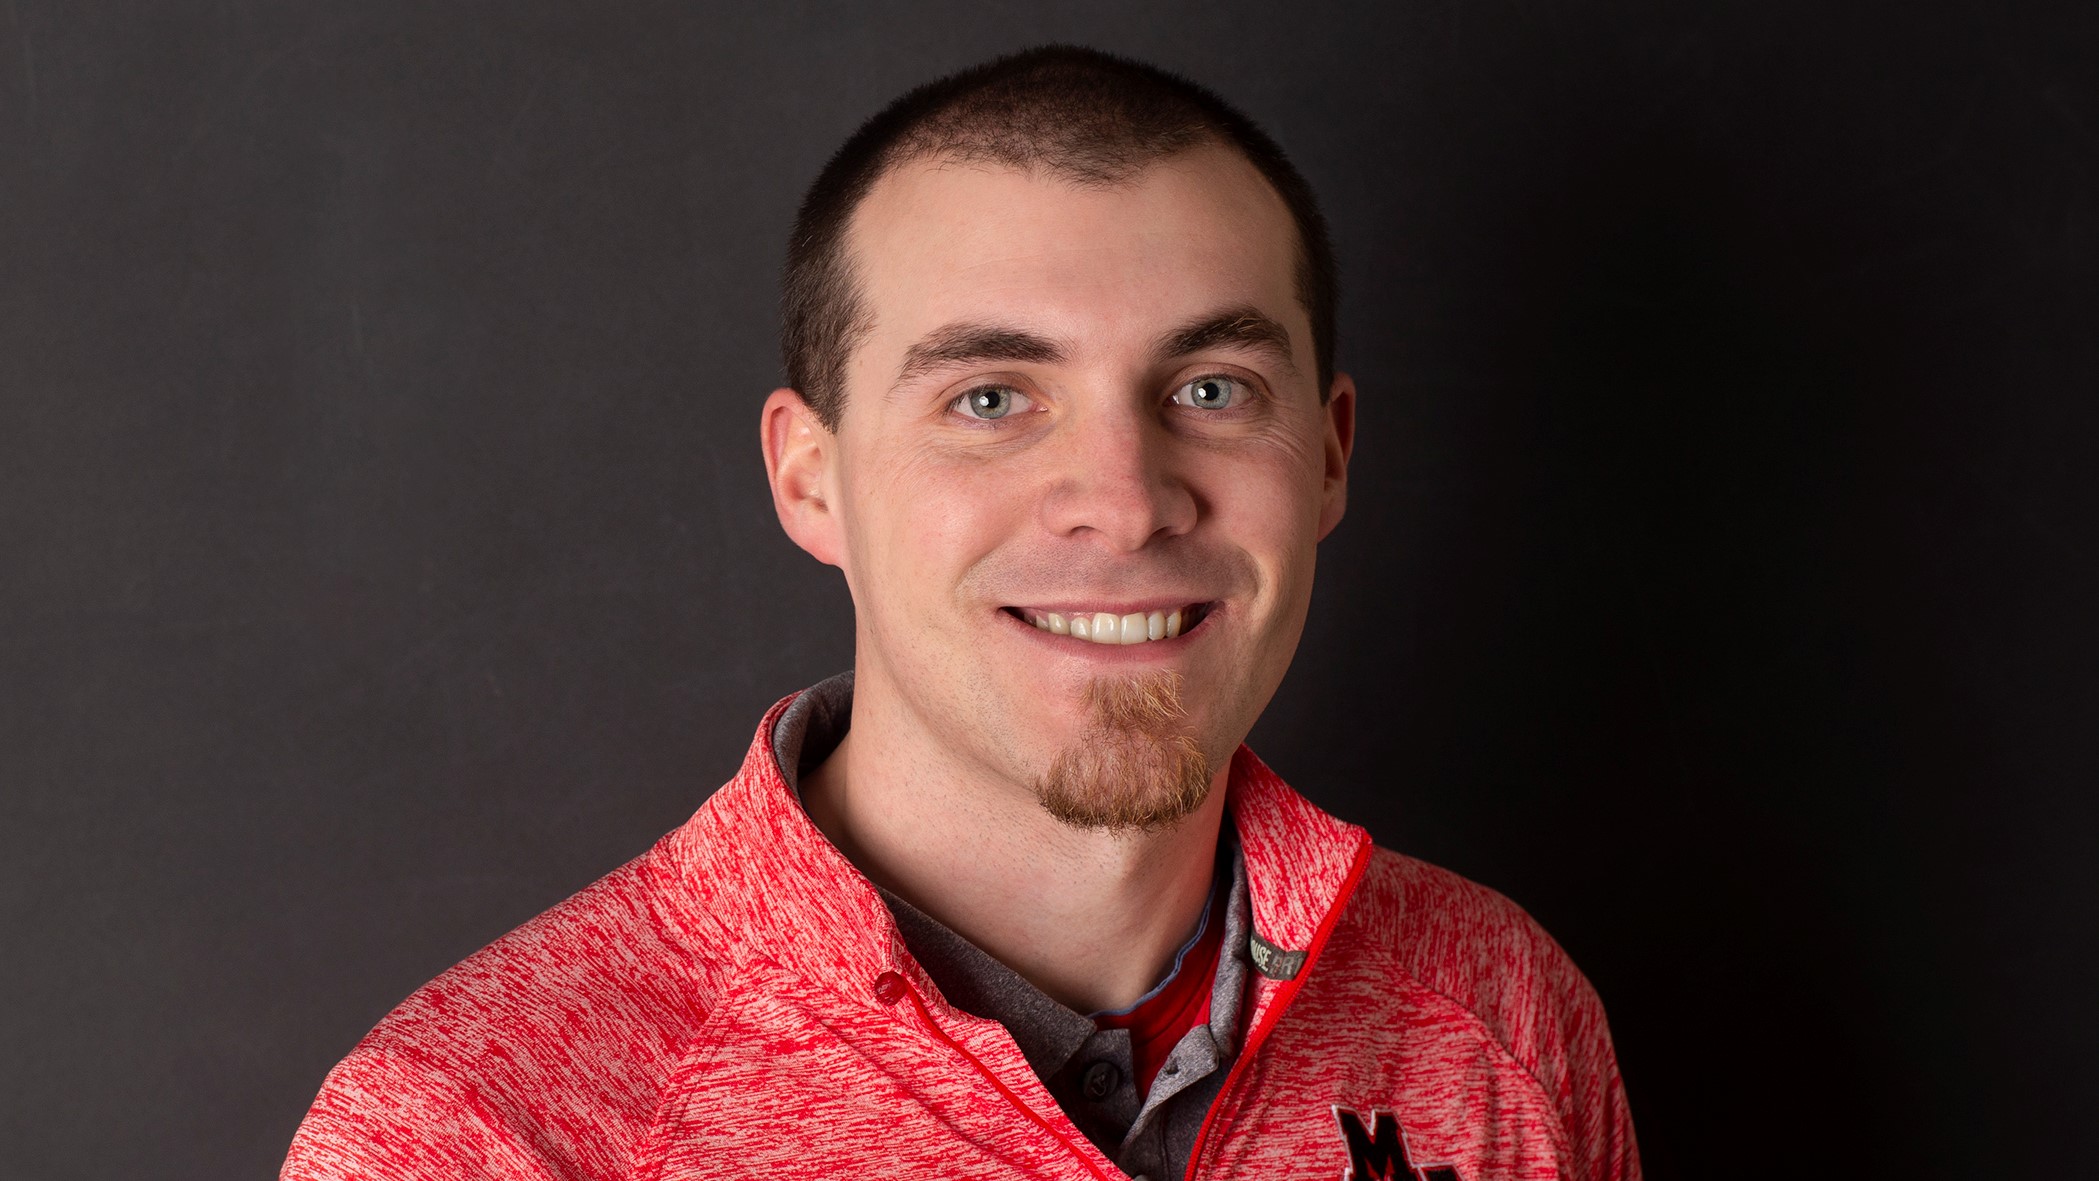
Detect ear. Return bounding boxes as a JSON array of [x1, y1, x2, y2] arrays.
[[1316, 372, 1356, 541], [761, 387, 846, 568]]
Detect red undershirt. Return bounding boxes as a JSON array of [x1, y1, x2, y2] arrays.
[[1093, 897, 1227, 1095]]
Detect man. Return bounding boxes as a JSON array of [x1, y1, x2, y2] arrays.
[[285, 46, 1639, 1181]]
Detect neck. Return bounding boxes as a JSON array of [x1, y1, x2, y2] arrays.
[[800, 685, 1229, 1015]]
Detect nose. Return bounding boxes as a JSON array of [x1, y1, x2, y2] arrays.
[[1037, 400, 1198, 551]]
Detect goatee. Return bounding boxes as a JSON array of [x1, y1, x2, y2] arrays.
[[1036, 670, 1212, 832]]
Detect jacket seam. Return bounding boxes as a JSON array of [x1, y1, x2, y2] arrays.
[[1359, 864, 1581, 1167], [625, 963, 759, 1181]]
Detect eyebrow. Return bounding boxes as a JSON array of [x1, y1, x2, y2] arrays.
[[1154, 305, 1298, 374], [895, 323, 1066, 387], [890, 304, 1299, 389]]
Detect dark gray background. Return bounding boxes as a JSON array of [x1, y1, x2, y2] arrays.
[[4, 1, 2094, 1177]]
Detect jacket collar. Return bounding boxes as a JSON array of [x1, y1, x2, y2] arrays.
[[656, 685, 1371, 1012]]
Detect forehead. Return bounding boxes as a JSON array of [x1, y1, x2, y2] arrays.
[[842, 145, 1305, 383]]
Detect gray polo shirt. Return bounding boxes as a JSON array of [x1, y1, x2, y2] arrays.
[[772, 673, 1252, 1181]]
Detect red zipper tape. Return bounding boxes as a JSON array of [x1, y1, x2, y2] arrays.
[[1180, 835, 1374, 1181]]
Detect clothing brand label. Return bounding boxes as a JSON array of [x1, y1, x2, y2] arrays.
[[1332, 1106, 1462, 1181], [1249, 931, 1308, 979]]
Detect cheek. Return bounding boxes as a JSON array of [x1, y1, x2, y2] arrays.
[[1204, 451, 1326, 579], [842, 447, 1023, 604]]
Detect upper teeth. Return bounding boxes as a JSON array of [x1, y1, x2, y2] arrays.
[[1024, 609, 1185, 645]]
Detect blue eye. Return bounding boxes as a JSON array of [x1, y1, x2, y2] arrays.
[[955, 385, 1031, 420], [1174, 375, 1243, 410]]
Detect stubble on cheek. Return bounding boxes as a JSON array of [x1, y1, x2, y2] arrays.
[[1036, 670, 1212, 832]]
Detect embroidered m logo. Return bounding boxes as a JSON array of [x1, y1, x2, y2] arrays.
[[1331, 1106, 1462, 1181]]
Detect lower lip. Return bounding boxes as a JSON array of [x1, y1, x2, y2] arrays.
[[997, 606, 1216, 662]]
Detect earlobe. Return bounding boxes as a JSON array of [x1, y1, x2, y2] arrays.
[[1316, 373, 1356, 541], [760, 387, 846, 568]]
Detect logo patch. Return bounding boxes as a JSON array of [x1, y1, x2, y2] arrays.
[[1331, 1106, 1462, 1181], [1249, 931, 1308, 979]]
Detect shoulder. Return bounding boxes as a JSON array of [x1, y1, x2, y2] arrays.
[[364, 843, 718, 1071], [1347, 848, 1611, 1076], [284, 840, 729, 1180], [1340, 848, 1640, 1180]]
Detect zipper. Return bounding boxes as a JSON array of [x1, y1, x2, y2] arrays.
[[1180, 835, 1374, 1181], [889, 978, 1117, 1181]]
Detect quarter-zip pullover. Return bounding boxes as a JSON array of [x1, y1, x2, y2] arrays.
[[284, 685, 1640, 1180]]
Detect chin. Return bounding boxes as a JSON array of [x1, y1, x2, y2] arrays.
[[1010, 668, 1216, 832]]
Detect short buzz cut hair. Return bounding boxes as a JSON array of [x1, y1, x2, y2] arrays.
[[780, 44, 1339, 430]]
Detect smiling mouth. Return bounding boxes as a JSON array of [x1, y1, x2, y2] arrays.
[[1000, 603, 1213, 646]]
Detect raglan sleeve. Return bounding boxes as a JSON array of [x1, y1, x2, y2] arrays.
[[1544, 968, 1642, 1181], [281, 1044, 558, 1181], [1378, 850, 1644, 1181]]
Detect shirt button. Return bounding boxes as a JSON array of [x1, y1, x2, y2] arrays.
[[1081, 1060, 1120, 1101], [872, 971, 908, 1005]]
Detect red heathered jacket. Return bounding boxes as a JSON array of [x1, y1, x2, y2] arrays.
[[284, 692, 1640, 1180]]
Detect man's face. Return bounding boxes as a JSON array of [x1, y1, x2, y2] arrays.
[[774, 144, 1353, 827]]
